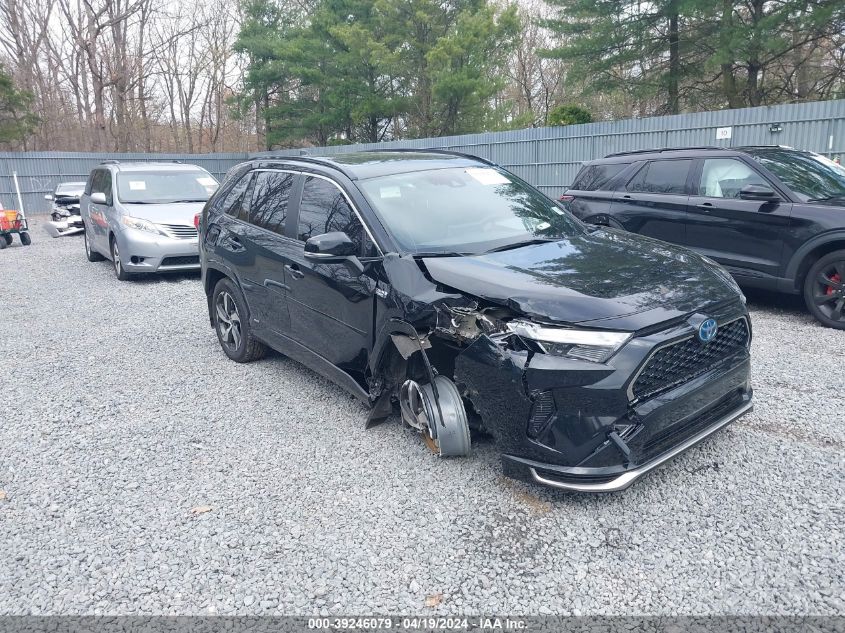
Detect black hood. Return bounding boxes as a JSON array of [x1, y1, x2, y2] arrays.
[[422, 228, 740, 330]]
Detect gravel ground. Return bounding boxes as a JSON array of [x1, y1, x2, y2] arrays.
[[0, 218, 843, 616]]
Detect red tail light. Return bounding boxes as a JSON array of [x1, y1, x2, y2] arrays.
[[559, 195, 574, 202], [193, 213, 201, 229]]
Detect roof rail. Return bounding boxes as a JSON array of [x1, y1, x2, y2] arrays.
[[604, 146, 723, 158], [362, 147, 497, 166], [99, 159, 120, 164]]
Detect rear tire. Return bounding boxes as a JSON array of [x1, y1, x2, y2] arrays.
[[84, 226, 104, 262], [19, 232, 31, 246], [803, 249, 845, 330], [110, 236, 132, 281], [0, 236, 6, 250], [212, 277, 267, 363], [2, 234, 11, 246]]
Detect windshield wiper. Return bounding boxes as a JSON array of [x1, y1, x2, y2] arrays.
[[808, 195, 845, 202], [413, 251, 470, 257], [484, 238, 555, 254]]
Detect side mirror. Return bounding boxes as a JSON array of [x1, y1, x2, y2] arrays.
[[305, 231, 358, 258], [304, 232, 364, 275], [90, 192, 107, 205], [739, 185, 778, 201], [44, 194, 53, 201]]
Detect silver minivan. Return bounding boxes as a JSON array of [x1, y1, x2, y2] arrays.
[[80, 161, 218, 280]]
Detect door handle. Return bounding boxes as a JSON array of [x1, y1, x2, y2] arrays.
[[285, 264, 305, 279], [224, 233, 245, 251], [622, 194, 635, 200], [696, 202, 714, 212]]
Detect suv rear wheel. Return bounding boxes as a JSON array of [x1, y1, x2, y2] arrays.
[[803, 250, 845, 329], [212, 277, 267, 362]]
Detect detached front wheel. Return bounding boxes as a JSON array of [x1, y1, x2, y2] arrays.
[[212, 277, 267, 363], [804, 250, 845, 330]]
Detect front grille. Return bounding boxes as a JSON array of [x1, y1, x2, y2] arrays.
[[160, 255, 199, 267], [631, 318, 749, 401], [158, 223, 198, 239]]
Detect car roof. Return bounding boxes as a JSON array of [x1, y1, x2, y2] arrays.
[[251, 150, 495, 180], [592, 145, 802, 164], [98, 161, 210, 173]]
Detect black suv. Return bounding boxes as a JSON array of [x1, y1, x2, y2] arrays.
[[561, 146, 845, 329], [199, 150, 752, 492]]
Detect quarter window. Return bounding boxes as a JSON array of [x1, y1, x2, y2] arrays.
[[627, 160, 692, 195], [249, 171, 294, 235], [220, 172, 252, 220], [297, 176, 365, 251], [699, 159, 768, 198], [571, 163, 629, 191]]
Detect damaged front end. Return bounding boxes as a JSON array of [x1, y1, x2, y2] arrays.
[[370, 253, 751, 492]]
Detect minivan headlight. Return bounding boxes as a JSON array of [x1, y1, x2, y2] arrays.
[[122, 216, 162, 235], [507, 320, 632, 363]]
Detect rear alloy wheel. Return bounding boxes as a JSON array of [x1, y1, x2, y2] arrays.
[[110, 237, 131, 281], [212, 278, 266, 363], [804, 250, 845, 330]]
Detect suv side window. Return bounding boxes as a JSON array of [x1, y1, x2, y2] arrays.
[[85, 170, 98, 196], [571, 163, 630, 191], [627, 159, 692, 195], [297, 176, 366, 252], [699, 158, 769, 199], [249, 171, 294, 235], [220, 172, 253, 220]]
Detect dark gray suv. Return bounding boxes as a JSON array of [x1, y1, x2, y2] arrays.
[[560, 146, 845, 329]]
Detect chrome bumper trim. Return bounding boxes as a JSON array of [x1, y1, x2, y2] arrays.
[[530, 400, 753, 493]]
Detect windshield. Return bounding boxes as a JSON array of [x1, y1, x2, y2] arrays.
[[116, 171, 218, 204], [56, 183, 85, 196], [746, 149, 845, 202], [358, 167, 584, 254]]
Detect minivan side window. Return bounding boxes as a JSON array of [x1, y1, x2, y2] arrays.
[[627, 159, 692, 195], [571, 163, 630, 191], [90, 169, 112, 203], [220, 172, 253, 221], [297, 176, 366, 251], [249, 171, 295, 235], [699, 158, 768, 199]]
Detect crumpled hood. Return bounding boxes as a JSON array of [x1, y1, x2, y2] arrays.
[[422, 229, 740, 328], [121, 202, 206, 225]]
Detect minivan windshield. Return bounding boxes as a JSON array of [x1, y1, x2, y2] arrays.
[[746, 149, 845, 202], [358, 167, 584, 254], [116, 171, 218, 204]]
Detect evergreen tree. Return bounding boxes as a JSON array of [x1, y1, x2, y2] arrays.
[[0, 66, 37, 147]]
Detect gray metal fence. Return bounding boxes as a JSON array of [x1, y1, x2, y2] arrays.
[[260, 99, 845, 198], [3, 98, 844, 214], [0, 152, 249, 216]]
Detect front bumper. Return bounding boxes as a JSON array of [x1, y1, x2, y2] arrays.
[[504, 397, 752, 492], [455, 302, 752, 491], [117, 228, 199, 273]]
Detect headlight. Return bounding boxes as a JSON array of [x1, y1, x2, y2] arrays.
[[507, 320, 631, 363], [122, 216, 162, 235]]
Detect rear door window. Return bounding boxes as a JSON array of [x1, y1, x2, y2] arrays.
[[249, 171, 295, 235], [627, 160, 692, 195], [571, 163, 629, 191]]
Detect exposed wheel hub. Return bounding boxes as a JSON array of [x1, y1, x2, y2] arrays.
[[399, 375, 471, 457]]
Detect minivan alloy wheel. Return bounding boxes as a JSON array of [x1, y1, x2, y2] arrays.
[[215, 291, 242, 351]]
